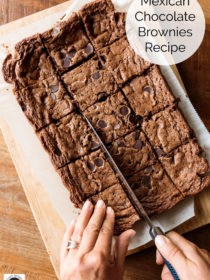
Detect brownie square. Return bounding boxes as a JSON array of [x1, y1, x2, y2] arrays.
[[128, 163, 184, 215], [109, 130, 156, 177], [62, 56, 118, 111], [15, 76, 74, 131], [84, 91, 138, 144], [58, 149, 120, 207], [159, 140, 210, 197], [41, 13, 94, 74], [122, 65, 176, 118], [142, 105, 193, 154], [79, 0, 125, 50], [89, 184, 140, 235], [3, 34, 55, 89], [38, 112, 99, 169], [98, 36, 151, 85]]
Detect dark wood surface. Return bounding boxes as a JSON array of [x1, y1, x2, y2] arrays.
[[0, 1, 209, 279]]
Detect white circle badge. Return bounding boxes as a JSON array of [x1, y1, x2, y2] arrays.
[[126, 0, 205, 65]]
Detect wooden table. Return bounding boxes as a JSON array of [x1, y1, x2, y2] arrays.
[[0, 1, 209, 279]]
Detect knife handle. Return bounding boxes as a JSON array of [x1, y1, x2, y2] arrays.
[[150, 227, 180, 280]]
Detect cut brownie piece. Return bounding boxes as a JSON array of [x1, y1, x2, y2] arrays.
[[142, 105, 193, 154], [84, 91, 138, 144], [2, 34, 55, 89], [89, 184, 140, 235], [58, 150, 119, 207], [128, 163, 184, 215], [79, 0, 125, 50], [62, 56, 118, 111], [15, 75, 74, 131], [38, 112, 99, 169], [109, 130, 156, 177], [159, 139, 210, 196], [98, 36, 151, 85], [41, 13, 94, 74], [122, 65, 176, 118]]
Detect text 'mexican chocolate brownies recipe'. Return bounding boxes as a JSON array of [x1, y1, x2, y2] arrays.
[[2, 0, 210, 235]]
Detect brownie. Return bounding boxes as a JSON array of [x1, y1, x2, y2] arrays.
[[15, 76, 74, 131], [58, 149, 120, 207], [109, 130, 156, 177], [38, 112, 99, 169], [62, 56, 118, 111], [128, 163, 184, 215], [84, 91, 138, 144], [41, 13, 94, 74], [122, 65, 176, 118], [79, 0, 125, 50], [89, 184, 140, 235], [98, 36, 151, 85], [2, 34, 55, 89], [142, 105, 193, 154], [159, 140, 210, 196]]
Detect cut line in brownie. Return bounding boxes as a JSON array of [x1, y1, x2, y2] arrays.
[[38, 112, 99, 169], [41, 13, 94, 74], [142, 105, 193, 154], [62, 56, 118, 111], [108, 130, 156, 177], [98, 36, 152, 85], [15, 75, 75, 131], [159, 139, 210, 197], [83, 90, 139, 145], [122, 65, 176, 118], [2, 34, 55, 89], [128, 163, 184, 216], [89, 184, 140, 235], [79, 0, 125, 50]]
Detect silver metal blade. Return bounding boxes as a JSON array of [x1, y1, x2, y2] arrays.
[[83, 114, 154, 228]]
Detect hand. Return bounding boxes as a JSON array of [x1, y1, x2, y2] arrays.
[[60, 200, 136, 280], [155, 231, 210, 280]]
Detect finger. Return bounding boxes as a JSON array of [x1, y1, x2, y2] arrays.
[[115, 229, 136, 269], [79, 200, 106, 253], [161, 264, 174, 280], [60, 220, 76, 263], [94, 207, 115, 256], [156, 249, 164, 265]]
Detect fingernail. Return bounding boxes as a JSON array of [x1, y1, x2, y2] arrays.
[[83, 200, 91, 210], [69, 219, 75, 227], [155, 235, 168, 247], [106, 206, 113, 214], [96, 199, 104, 208], [130, 230, 136, 239]]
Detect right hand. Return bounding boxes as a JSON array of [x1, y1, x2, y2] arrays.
[[155, 231, 210, 280]]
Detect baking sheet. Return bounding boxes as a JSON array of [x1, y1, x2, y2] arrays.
[[0, 0, 209, 251]]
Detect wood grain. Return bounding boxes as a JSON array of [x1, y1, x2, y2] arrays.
[[0, 1, 209, 280]]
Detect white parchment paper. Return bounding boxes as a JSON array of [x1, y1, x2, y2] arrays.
[[0, 0, 209, 251]]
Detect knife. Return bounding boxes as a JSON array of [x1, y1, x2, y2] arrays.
[[84, 115, 180, 280]]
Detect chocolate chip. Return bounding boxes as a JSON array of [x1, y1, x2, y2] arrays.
[[85, 44, 93, 55], [62, 57, 71, 68], [94, 158, 104, 167], [60, 52, 66, 59], [91, 141, 99, 149], [52, 28, 59, 35], [145, 166, 153, 174], [98, 120, 107, 128], [97, 92, 107, 102], [129, 114, 137, 124], [50, 92, 56, 100], [117, 141, 125, 147], [134, 140, 142, 150], [143, 86, 153, 94], [120, 106, 129, 115], [155, 147, 164, 156], [50, 85, 59, 93], [133, 131, 140, 140], [87, 161, 95, 171], [68, 50, 76, 59], [92, 71, 101, 80], [142, 176, 151, 187], [114, 122, 120, 129], [21, 104, 27, 111], [54, 147, 61, 156]]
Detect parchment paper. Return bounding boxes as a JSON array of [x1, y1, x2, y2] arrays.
[[0, 0, 209, 251]]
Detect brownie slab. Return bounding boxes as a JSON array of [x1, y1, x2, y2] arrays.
[[159, 140, 210, 196], [122, 65, 176, 118], [89, 184, 140, 235], [98, 36, 151, 85], [38, 112, 99, 169], [128, 163, 184, 215], [58, 150, 120, 207], [3, 34, 55, 89], [41, 13, 94, 74], [62, 56, 118, 111], [15, 76, 74, 131], [109, 130, 156, 177], [79, 0, 125, 50], [84, 91, 138, 144], [142, 105, 193, 154]]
